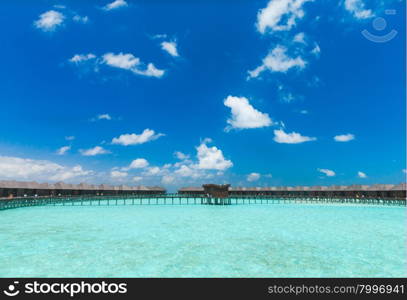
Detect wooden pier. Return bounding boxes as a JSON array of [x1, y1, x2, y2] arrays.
[[0, 194, 405, 211]]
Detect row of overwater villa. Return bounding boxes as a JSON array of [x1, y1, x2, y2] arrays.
[[0, 181, 165, 198], [179, 184, 407, 199], [0, 180, 405, 200]]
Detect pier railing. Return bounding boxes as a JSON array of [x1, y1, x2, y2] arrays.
[[0, 194, 405, 211]]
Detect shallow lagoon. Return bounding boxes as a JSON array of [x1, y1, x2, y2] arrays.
[[0, 203, 405, 277]]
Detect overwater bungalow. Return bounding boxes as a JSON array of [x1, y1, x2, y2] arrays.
[[178, 183, 406, 200], [0, 180, 166, 198], [178, 187, 205, 195]]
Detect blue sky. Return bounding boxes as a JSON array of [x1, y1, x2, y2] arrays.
[[0, 0, 405, 190]]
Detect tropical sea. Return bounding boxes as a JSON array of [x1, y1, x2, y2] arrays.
[[0, 203, 405, 277]]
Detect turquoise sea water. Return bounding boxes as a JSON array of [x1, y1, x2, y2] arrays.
[[0, 203, 405, 277]]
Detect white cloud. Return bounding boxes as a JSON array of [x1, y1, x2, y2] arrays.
[[73, 15, 89, 23], [311, 44, 321, 56], [161, 175, 175, 184], [112, 129, 164, 146], [103, 0, 128, 11], [256, 0, 312, 33], [102, 52, 164, 78], [133, 176, 143, 182], [344, 0, 373, 19], [174, 165, 194, 177], [108, 139, 233, 186], [318, 168, 336, 177], [70, 52, 164, 78], [293, 32, 306, 44], [248, 45, 306, 78], [103, 53, 139, 70], [153, 34, 168, 39], [51, 165, 92, 181], [273, 129, 316, 144], [174, 165, 203, 179], [263, 46, 306, 72], [224, 96, 273, 130], [0, 156, 92, 182], [34, 10, 65, 32], [65, 136, 75, 141], [174, 151, 189, 160], [137, 63, 165, 77], [97, 114, 112, 120], [127, 158, 149, 169], [161, 41, 179, 57], [80, 146, 110, 156], [358, 171, 367, 178], [111, 170, 127, 178], [56, 146, 71, 155], [247, 172, 261, 182], [403, 169, 407, 174], [334, 134, 355, 142], [69, 53, 96, 63], [145, 167, 161, 176], [280, 92, 295, 103], [196, 139, 233, 171]]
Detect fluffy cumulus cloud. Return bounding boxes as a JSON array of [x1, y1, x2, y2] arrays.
[[79, 146, 110, 156], [344, 0, 373, 19], [174, 165, 200, 178], [112, 129, 164, 146], [103, 0, 128, 11], [247, 172, 261, 182], [34, 10, 65, 31], [164, 140, 232, 182], [56, 146, 71, 155], [145, 166, 162, 176], [318, 168, 336, 177], [248, 46, 306, 78], [125, 158, 149, 170], [224, 96, 272, 130], [334, 133, 355, 142], [273, 129, 316, 144], [0, 156, 92, 182], [109, 139, 232, 187], [358, 171, 367, 178], [256, 0, 312, 33], [196, 139, 233, 171], [161, 41, 179, 57], [102, 53, 139, 69], [102, 52, 165, 78]]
